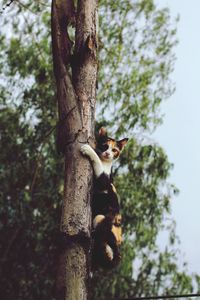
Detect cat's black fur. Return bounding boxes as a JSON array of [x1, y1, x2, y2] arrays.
[[92, 216, 121, 269], [92, 174, 121, 268], [93, 174, 120, 217], [80, 127, 128, 269]]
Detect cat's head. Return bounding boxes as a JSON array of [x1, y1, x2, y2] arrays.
[[96, 127, 128, 162]]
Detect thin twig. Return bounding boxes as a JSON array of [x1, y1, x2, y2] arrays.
[[29, 105, 77, 195], [0, 0, 15, 14], [1, 227, 21, 263]]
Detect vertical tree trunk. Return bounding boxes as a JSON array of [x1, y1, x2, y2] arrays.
[[51, 1, 98, 299]]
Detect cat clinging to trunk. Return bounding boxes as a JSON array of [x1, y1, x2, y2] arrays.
[[80, 127, 128, 269]]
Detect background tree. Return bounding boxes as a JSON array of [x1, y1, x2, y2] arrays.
[[0, 0, 200, 299]]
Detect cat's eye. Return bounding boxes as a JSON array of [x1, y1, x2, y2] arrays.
[[112, 148, 118, 153]]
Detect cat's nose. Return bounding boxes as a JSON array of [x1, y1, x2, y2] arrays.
[[104, 152, 110, 158]]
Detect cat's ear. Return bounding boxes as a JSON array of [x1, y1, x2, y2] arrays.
[[99, 127, 107, 137], [117, 138, 129, 150]]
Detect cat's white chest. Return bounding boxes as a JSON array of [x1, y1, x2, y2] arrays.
[[102, 161, 112, 176]]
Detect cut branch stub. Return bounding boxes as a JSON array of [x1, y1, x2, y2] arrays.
[[51, 0, 75, 72]]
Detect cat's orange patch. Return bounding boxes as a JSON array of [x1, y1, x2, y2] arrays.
[[112, 214, 122, 245], [112, 225, 122, 245], [107, 140, 120, 158], [107, 139, 117, 148], [115, 214, 122, 225]]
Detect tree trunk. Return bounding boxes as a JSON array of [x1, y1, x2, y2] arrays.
[[51, 1, 98, 299]]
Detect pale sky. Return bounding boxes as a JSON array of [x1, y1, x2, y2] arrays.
[[154, 0, 200, 274]]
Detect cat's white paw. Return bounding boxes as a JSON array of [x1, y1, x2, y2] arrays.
[[80, 144, 93, 156], [105, 245, 114, 261], [93, 215, 105, 228], [80, 144, 102, 176]]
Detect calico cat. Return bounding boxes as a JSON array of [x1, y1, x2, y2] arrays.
[[80, 127, 128, 269]]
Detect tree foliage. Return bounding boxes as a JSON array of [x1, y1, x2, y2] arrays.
[[0, 0, 198, 299]]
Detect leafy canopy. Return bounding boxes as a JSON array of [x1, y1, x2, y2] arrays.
[[0, 0, 199, 299]]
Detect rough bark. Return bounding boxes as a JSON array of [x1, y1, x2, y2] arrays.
[[51, 0, 98, 299]]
